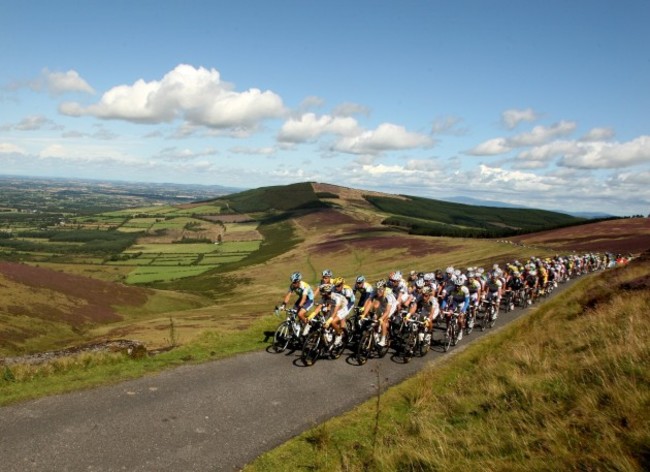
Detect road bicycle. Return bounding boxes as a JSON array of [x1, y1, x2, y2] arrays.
[[301, 311, 348, 367], [355, 312, 390, 365], [441, 309, 462, 352], [272, 307, 303, 353]]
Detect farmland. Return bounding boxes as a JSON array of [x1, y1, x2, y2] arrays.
[[1, 178, 648, 363]]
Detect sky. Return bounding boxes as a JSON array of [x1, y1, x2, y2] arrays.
[[1, 1, 649, 216]]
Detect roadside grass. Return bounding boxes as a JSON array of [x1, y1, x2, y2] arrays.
[[244, 260, 650, 471], [0, 313, 279, 406]]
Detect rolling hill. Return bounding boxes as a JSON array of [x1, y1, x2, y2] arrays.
[[1, 180, 645, 358], [214, 181, 585, 237]]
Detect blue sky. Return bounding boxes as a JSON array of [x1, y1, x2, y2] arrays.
[[1, 0, 649, 215]]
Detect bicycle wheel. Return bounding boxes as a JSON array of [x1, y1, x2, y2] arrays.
[[465, 314, 474, 335], [301, 331, 322, 366], [488, 307, 497, 329], [329, 330, 348, 360], [443, 324, 453, 352], [375, 330, 390, 358], [417, 331, 430, 357], [272, 321, 291, 353], [451, 321, 459, 346], [355, 330, 373, 365], [400, 330, 415, 363]]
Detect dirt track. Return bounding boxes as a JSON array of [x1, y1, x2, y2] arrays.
[[0, 278, 581, 472]]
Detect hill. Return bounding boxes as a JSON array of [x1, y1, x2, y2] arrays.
[[0, 180, 644, 360], [213, 182, 585, 238], [510, 217, 650, 254]]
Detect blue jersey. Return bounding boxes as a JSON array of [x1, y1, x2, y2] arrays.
[[287, 281, 314, 302]]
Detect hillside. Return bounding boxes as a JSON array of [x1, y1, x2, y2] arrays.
[[213, 182, 585, 237], [1, 180, 644, 359], [510, 217, 650, 254]]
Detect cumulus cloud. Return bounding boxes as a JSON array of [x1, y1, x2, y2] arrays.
[[333, 123, 434, 155], [278, 113, 360, 143], [331, 102, 371, 118], [508, 121, 577, 147], [60, 64, 285, 131], [474, 164, 553, 192], [468, 121, 577, 156], [467, 137, 511, 156], [502, 108, 540, 129], [580, 127, 615, 142], [23, 68, 96, 96], [558, 135, 650, 169], [516, 140, 579, 163]]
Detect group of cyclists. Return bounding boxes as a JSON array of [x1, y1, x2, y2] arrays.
[[275, 252, 612, 363]]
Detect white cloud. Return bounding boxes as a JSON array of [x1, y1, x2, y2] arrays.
[[154, 146, 219, 161], [508, 121, 577, 147], [516, 140, 578, 163], [502, 108, 540, 129], [468, 121, 577, 156], [474, 164, 553, 192], [558, 135, 650, 169], [467, 137, 511, 156], [43, 69, 95, 95], [2, 115, 62, 131], [278, 113, 360, 143], [580, 127, 615, 142], [331, 102, 371, 118], [0, 143, 26, 154], [229, 146, 276, 156], [333, 123, 434, 155], [60, 64, 285, 131]]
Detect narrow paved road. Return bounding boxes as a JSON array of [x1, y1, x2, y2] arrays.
[[0, 282, 575, 471]]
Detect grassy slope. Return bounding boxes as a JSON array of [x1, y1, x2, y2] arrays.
[[245, 255, 650, 472], [366, 194, 584, 233]]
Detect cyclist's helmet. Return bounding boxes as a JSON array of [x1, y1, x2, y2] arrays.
[[333, 277, 345, 286], [456, 274, 467, 286], [375, 279, 387, 290], [320, 283, 333, 294], [290, 272, 302, 283], [421, 286, 432, 295], [322, 269, 333, 278], [356, 275, 366, 284], [415, 278, 425, 289], [389, 271, 402, 282]]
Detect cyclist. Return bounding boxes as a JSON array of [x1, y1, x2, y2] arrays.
[[389, 271, 413, 312], [362, 279, 397, 347], [311, 283, 348, 346], [333, 277, 356, 319], [279, 272, 315, 334], [441, 274, 470, 340], [408, 285, 439, 343], [313, 268, 334, 299], [353, 275, 375, 308], [466, 271, 482, 327], [485, 270, 503, 317]]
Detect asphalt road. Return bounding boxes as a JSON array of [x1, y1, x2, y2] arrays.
[[0, 281, 576, 472]]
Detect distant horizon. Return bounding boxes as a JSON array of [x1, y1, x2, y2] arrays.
[[1, 172, 633, 218]]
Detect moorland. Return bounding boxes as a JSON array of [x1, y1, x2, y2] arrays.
[[0, 178, 647, 399], [1, 177, 649, 470]]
